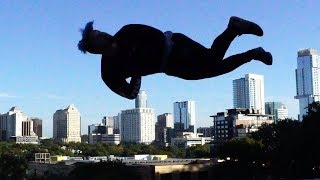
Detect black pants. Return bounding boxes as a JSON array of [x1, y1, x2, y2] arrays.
[[165, 27, 253, 80]]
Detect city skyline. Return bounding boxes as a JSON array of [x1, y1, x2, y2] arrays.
[[2, 1, 320, 137]]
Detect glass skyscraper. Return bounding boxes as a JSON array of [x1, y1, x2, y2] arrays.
[[295, 48, 320, 120], [233, 74, 265, 114], [173, 101, 195, 133], [265, 102, 288, 123]]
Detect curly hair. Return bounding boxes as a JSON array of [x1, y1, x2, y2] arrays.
[[78, 21, 94, 54]]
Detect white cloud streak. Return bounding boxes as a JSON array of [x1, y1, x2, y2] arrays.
[[0, 93, 21, 98]]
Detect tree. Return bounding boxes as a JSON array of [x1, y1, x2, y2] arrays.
[[217, 137, 264, 164], [296, 101, 320, 178], [0, 153, 28, 179], [186, 144, 210, 158]]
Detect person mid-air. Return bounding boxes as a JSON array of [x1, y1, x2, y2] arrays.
[[78, 16, 272, 99]]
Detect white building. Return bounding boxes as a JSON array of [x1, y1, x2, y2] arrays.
[[53, 104, 81, 143], [171, 132, 213, 149], [233, 74, 265, 115], [295, 48, 320, 120], [265, 102, 288, 123], [0, 107, 38, 143], [276, 106, 289, 121], [102, 116, 114, 128], [121, 90, 155, 144], [173, 101, 196, 133], [157, 113, 174, 128]]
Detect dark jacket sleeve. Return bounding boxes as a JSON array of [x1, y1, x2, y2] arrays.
[[100, 24, 164, 99], [101, 54, 141, 99], [102, 73, 141, 100]]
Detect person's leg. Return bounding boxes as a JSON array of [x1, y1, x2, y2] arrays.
[[209, 28, 237, 61], [212, 47, 272, 77], [172, 47, 272, 80], [164, 16, 271, 80], [209, 16, 264, 61]]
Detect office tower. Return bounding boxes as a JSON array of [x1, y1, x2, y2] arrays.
[[0, 107, 27, 139], [173, 101, 196, 133], [30, 117, 42, 137], [22, 120, 34, 136], [135, 90, 147, 108], [211, 108, 273, 144], [157, 113, 174, 128], [276, 106, 289, 121], [0, 107, 37, 143], [197, 127, 214, 137], [113, 114, 121, 134], [295, 48, 320, 120], [88, 124, 112, 144], [233, 74, 265, 114], [265, 102, 288, 122], [53, 104, 81, 143], [102, 116, 114, 128], [155, 113, 174, 147], [0, 107, 27, 140], [121, 90, 155, 144], [81, 134, 88, 143]]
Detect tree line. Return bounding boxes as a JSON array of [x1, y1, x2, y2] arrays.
[[214, 102, 320, 179], [0, 138, 211, 179]]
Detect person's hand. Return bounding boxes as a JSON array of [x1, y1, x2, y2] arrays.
[[130, 76, 141, 96]]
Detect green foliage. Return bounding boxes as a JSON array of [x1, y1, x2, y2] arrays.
[[217, 137, 264, 163], [186, 144, 211, 158], [0, 152, 28, 179], [216, 102, 320, 179]]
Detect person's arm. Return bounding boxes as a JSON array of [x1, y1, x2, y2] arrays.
[[102, 74, 141, 100]]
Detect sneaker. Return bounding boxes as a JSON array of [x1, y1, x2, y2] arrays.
[[228, 16, 263, 36], [250, 47, 273, 65]]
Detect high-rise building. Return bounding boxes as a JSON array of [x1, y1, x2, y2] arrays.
[[88, 124, 113, 144], [211, 108, 273, 144], [135, 90, 147, 108], [53, 104, 81, 143], [295, 48, 320, 120], [155, 113, 174, 147], [265, 102, 288, 123], [29, 117, 42, 138], [197, 127, 214, 137], [173, 101, 196, 133], [276, 106, 289, 121], [0, 107, 28, 140], [157, 113, 174, 128], [113, 114, 121, 134], [102, 116, 114, 128], [233, 74, 265, 114], [22, 120, 34, 136], [0, 107, 37, 143], [121, 90, 155, 144]]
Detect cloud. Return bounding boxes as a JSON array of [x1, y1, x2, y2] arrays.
[[43, 93, 68, 100], [0, 93, 21, 98]]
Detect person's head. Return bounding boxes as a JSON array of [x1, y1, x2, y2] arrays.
[[78, 21, 113, 54]]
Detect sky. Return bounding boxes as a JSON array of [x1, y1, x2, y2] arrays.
[[1, 1, 319, 137]]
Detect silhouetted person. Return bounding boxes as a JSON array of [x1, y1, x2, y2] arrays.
[[78, 16, 272, 99]]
